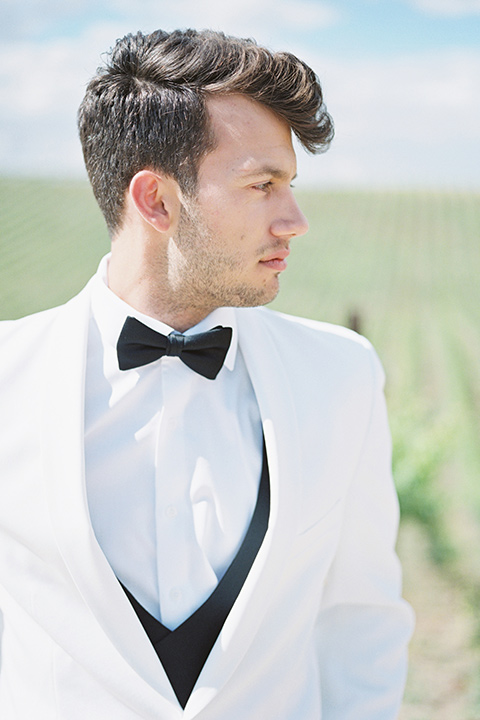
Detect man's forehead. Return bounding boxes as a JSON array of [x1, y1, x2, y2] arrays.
[[206, 94, 291, 141], [203, 94, 296, 177]]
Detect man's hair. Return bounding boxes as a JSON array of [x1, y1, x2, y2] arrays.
[[78, 29, 334, 235]]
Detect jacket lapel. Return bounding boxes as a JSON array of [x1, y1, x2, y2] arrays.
[[42, 290, 300, 718], [41, 282, 181, 719], [184, 307, 301, 718]]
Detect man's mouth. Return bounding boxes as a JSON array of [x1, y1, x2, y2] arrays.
[[259, 248, 290, 271]]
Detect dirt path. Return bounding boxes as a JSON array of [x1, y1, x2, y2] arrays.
[[397, 521, 480, 720]]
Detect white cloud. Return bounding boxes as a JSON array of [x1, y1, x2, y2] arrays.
[[0, 0, 343, 49], [296, 47, 480, 188], [0, 11, 479, 188], [269, 1, 342, 31], [408, 0, 480, 15], [0, 1, 344, 175], [0, 21, 128, 175], [105, 0, 342, 34]]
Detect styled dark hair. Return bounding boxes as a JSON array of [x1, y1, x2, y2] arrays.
[[78, 29, 334, 235]]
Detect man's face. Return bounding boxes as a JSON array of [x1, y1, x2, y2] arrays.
[[166, 94, 309, 313]]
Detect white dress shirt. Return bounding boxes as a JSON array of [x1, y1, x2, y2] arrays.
[[84, 256, 262, 630]]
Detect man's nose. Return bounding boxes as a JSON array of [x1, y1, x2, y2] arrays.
[[270, 195, 309, 240]]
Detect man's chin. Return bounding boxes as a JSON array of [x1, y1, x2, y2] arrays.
[[230, 281, 280, 308]]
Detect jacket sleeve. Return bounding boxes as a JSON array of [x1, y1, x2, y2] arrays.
[[315, 347, 415, 720]]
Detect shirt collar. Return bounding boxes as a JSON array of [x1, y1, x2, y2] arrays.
[[90, 254, 238, 372]]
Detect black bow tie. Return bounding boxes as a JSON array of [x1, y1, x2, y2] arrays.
[[117, 316, 233, 380]]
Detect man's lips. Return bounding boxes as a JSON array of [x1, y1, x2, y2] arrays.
[[259, 248, 290, 271]]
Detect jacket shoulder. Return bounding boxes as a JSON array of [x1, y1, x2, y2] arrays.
[[0, 281, 93, 384], [0, 277, 94, 341], [0, 304, 60, 331], [0, 308, 63, 396], [248, 305, 377, 354], [240, 306, 385, 388], [0, 305, 63, 350]]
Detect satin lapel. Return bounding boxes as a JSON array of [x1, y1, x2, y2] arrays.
[[41, 282, 180, 718], [185, 308, 301, 718]]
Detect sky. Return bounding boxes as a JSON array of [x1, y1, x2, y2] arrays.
[[0, 0, 479, 189]]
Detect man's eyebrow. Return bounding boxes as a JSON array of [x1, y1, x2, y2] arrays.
[[239, 167, 298, 182]]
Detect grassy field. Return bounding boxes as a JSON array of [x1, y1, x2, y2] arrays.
[[1, 177, 480, 715]]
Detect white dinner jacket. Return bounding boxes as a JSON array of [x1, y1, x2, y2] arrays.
[[0, 277, 414, 719]]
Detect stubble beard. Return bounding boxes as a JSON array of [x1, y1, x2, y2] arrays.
[[170, 202, 280, 313]]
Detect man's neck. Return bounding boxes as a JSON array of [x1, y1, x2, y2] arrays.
[[107, 253, 215, 333]]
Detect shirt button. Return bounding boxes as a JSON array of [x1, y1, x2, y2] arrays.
[[170, 588, 182, 603], [165, 505, 178, 518]]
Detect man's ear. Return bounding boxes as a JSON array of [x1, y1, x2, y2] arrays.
[[128, 170, 179, 232]]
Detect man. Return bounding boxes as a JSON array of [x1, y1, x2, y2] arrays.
[[0, 29, 413, 719]]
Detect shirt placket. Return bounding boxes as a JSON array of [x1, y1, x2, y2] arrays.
[[153, 358, 217, 629]]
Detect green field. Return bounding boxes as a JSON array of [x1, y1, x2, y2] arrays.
[[1, 177, 480, 713], [1, 178, 479, 535]]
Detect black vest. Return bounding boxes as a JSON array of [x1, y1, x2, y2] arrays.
[[121, 440, 270, 708]]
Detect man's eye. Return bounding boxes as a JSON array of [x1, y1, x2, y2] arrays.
[[254, 181, 273, 191]]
